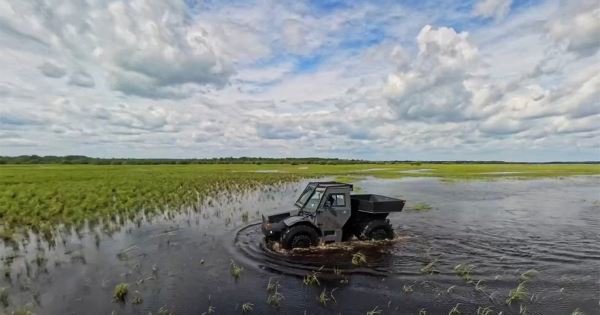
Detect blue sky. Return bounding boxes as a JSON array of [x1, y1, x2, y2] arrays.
[[0, 0, 598, 161]]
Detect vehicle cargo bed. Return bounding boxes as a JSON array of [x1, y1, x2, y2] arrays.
[[350, 194, 405, 213]]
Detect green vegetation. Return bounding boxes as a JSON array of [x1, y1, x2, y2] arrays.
[[0, 163, 598, 240], [366, 306, 382, 315], [477, 306, 494, 315], [351, 252, 367, 266], [230, 260, 243, 279], [317, 288, 330, 306], [454, 264, 475, 283], [449, 303, 461, 315], [113, 283, 128, 302], [10, 309, 34, 315], [241, 302, 254, 313], [506, 282, 528, 305], [266, 288, 284, 307], [303, 270, 320, 287], [519, 269, 538, 282], [420, 260, 438, 274], [266, 278, 279, 293], [0, 287, 8, 307], [408, 203, 433, 212]]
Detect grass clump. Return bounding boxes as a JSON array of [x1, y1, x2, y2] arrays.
[[317, 288, 331, 306], [408, 203, 432, 212], [454, 264, 475, 283], [333, 266, 343, 275], [477, 306, 494, 315], [266, 278, 279, 293], [230, 260, 243, 279], [113, 283, 128, 302], [0, 287, 9, 307], [241, 302, 254, 313], [506, 282, 528, 305], [352, 252, 367, 266], [10, 309, 34, 315], [571, 309, 585, 315], [366, 306, 382, 315], [420, 260, 438, 274], [519, 269, 537, 282], [449, 303, 461, 315], [403, 284, 414, 294], [266, 288, 284, 308], [303, 270, 320, 287]]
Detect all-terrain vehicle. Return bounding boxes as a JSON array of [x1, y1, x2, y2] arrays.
[[262, 181, 405, 249]]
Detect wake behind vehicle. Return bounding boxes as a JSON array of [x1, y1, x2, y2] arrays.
[[262, 181, 405, 249]]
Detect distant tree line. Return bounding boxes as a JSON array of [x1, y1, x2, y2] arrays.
[[0, 155, 596, 165]]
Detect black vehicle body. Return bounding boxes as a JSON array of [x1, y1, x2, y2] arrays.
[[262, 181, 405, 249]]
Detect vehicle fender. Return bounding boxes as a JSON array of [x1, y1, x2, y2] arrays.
[[282, 216, 319, 232]]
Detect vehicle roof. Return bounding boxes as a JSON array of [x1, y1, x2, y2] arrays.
[[308, 181, 353, 190]]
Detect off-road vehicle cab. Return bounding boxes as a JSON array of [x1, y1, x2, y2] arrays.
[[262, 181, 405, 249]]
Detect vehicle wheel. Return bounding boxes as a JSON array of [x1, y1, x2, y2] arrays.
[[281, 225, 320, 249], [358, 220, 394, 241], [341, 227, 354, 241]]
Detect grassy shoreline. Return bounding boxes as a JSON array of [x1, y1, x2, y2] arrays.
[[1, 163, 598, 239]]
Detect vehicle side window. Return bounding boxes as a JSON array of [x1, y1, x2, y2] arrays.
[[331, 194, 346, 207]]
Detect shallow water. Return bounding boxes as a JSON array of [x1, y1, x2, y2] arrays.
[[0, 177, 599, 314]]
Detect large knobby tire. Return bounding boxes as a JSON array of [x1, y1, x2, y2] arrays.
[[341, 226, 355, 242], [358, 220, 394, 241], [281, 225, 320, 249]]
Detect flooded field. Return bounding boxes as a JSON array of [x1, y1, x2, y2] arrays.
[[1, 176, 599, 314]]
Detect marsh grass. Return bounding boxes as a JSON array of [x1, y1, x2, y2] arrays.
[[420, 260, 438, 274], [230, 260, 243, 279], [519, 269, 537, 282], [0, 287, 9, 307], [419, 308, 427, 315], [303, 270, 320, 287], [448, 303, 461, 315], [366, 306, 382, 315], [266, 278, 279, 293], [477, 306, 494, 315], [332, 266, 343, 276], [241, 302, 254, 313], [155, 306, 174, 315], [454, 264, 475, 283], [317, 288, 331, 306], [113, 283, 128, 302], [132, 296, 143, 305], [402, 284, 414, 294], [352, 252, 367, 266], [475, 279, 486, 292], [571, 308, 585, 315], [10, 309, 34, 315], [506, 282, 528, 305], [0, 163, 597, 239], [266, 288, 284, 307], [408, 203, 432, 212]]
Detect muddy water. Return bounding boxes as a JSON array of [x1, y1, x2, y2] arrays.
[[0, 177, 599, 314]]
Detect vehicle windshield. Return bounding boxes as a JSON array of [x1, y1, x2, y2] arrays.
[[302, 188, 325, 211], [295, 184, 316, 207]]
